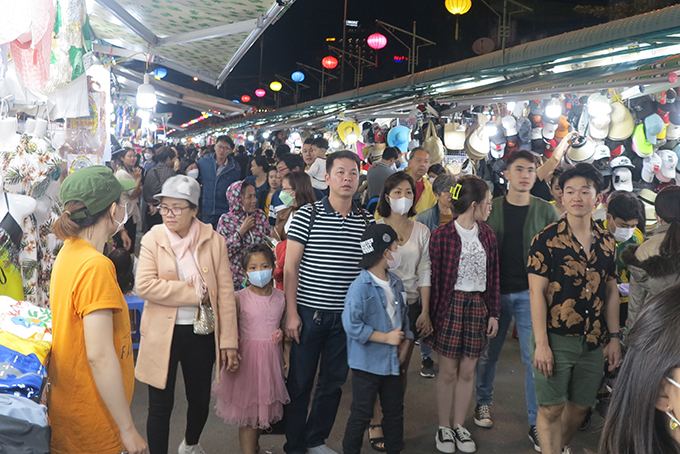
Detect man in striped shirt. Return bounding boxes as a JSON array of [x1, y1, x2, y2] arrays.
[[283, 150, 374, 454]]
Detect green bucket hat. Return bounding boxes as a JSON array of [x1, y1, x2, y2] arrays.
[[59, 166, 136, 220]]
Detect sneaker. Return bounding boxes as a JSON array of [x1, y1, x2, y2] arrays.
[[178, 439, 206, 454], [420, 358, 436, 378], [562, 446, 572, 454], [473, 404, 493, 428], [528, 426, 541, 452], [454, 425, 477, 453], [435, 427, 456, 453], [308, 444, 339, 454]]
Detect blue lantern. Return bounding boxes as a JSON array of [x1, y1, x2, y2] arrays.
[[291, 71, 305, 83], [154, 68, 168, 79], [232, 99, 240, 103]]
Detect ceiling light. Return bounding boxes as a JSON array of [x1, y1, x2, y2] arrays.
[[136, 74, 157, 109], [545, 97, 562, 119]]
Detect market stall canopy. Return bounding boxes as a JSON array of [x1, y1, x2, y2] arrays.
[[187, 4, 680, 135], [88, 0, 295, 87]]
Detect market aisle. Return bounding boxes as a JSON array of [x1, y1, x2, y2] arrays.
[[130, 330, 603, 453]]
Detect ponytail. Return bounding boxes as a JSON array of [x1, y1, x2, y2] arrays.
[[655, 186, 680, 258], [52, 201, 112, 240]]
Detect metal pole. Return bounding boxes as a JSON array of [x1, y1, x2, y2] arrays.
[[411, 21, 416, 75], [341, 0, 348, 91], [501, 0, 507, 64]]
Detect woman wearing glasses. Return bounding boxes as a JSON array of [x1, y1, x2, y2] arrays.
[[136, 175, 239, 454]]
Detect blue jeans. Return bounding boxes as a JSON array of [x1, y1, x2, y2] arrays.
[[475, 290, 538, 426], [284, 306, 349, 454]]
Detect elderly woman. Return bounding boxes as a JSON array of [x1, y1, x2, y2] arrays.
[[217, 180, 270, 289], [135, 175, 239, 454]]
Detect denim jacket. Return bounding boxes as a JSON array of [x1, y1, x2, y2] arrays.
[[342, 269, 414, 376], [415, 203, 440, 233]]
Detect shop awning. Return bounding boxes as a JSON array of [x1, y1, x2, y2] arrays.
[[89, 0, 295, 87]]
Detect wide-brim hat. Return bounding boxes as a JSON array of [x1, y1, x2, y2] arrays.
[[60, 166, 136, 220], [608, 101, 635, 141], [466, 127, 490, 160], [387, 125, 411, 153], [338, 121, 361, 145]]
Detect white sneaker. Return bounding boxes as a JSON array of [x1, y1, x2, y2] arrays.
[[435, 427, 456, 453], [307, 444, 339, 454], [453, 425, 476, 453], [178, 439, 206, 454], [562, 446, 572, 454]]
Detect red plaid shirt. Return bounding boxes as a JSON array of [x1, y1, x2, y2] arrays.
[[429, 219, 501, 322]]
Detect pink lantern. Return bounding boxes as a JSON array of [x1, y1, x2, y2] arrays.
[[367, 33, 387, 50], [255, 89, 266, 98]]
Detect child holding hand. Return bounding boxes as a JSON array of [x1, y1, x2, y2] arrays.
[[342, 224, 413, 454]]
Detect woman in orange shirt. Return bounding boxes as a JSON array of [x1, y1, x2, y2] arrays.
[[48, 166, 148, 454]]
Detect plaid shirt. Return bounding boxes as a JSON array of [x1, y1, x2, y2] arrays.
[[527, 218, 617, 350], [429, 219, 501, 323]]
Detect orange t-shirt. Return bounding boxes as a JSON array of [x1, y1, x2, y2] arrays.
[[48, 238, 135, 454]]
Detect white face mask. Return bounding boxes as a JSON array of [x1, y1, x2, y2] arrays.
[[113, 203, 128, 235], [388, 196, 413, 216], [186, 169, 199, 179], [386, 250, 402, 270], [144, 153, 153, 161], [613, 226, 635, 243], [429, 177, 436, 185]]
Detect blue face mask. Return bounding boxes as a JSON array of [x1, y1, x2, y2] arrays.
[[248, 269, 273, 288]]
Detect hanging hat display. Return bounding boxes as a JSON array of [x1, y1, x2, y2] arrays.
[[387, 125, 411, 153], [337, 121, 360, 145], [566, 135, 596, 165], [608, 101, 635, 141], [466, 126, 490, 160]]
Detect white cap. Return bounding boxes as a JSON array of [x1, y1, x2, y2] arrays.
[[543, 122, 558, 140], [666, 123, 680, 141], [657, 149, 678, 181], [531, 127, 542, 140], [612, 167, 633, 192], [641, 152, 662, 183], [501, 116, 518, 136], [154, 175, 201, 206], [593, 144, 610, 161], [611, 155, 635, 169], [588, 115, 611, 140]]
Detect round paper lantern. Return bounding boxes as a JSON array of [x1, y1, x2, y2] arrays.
[[367, 33, 387, 50], [241, 95, 251, 103], [270, 81, 283, 92], [291, 71, 305, 82], [153, 67, 167, 79], [322, 56, 338, 70], [445, 0, 472, 15], [255, 89, 266, 98]]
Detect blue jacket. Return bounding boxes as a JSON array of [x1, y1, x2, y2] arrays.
[[342, 269, 413, 376], [197, 153, 241, 218], [415, 203, 440, 233]]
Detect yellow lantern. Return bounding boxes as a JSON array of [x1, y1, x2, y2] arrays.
[[445, 0, 472, 40], [270, 81, 283, 92]]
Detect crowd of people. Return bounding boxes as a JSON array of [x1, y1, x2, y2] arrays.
[[44, 132, 680, 454]]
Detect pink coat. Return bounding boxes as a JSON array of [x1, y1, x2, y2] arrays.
[[135, 221, 238, 389]]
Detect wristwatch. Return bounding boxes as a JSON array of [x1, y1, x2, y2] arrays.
[[609, 332, 622, 339]]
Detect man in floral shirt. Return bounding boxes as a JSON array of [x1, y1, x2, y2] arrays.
[[527, 163, 621, 454]]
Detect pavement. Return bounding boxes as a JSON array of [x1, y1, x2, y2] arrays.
[[130, 329, 603, 454]]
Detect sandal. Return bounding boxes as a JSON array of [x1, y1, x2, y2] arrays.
[[367, 424, 386, 452]]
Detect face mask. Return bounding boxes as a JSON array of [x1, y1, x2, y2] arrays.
[[386, 250, 401, 270], [429, 177, 436, 185], [144, 153, 153, 161], [280, 190, 295, 208], [248, 269, 272, 288], [613, 226, 635, 243], [113, 203, 128, 235], [187, 169, 199, 180], [388, 196, 413, 216]]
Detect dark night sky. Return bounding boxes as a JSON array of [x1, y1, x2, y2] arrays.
[[150, 0, 616, 125]]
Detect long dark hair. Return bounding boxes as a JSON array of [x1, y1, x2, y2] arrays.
[[377, 171, 417, 218], [656, 186, 680, 258], [600, 285, 680, 454], [452, 175, 490, 215], [284, 171, 316, 209]]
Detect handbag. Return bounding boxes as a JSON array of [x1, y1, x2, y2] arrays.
[[422, 121, 445, 165], [193, 298, 215, 335]]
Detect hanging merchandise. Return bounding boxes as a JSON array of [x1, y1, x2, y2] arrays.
[[422, 121, 445, 164], [64, 78, 107, 172], [444, 123, 466, 151], [608, 101, 635, 141], [465, 125, 490, 160], [337, 121, 360, 146], [386, 125, 410, 154], [566, 135, 596, 165]]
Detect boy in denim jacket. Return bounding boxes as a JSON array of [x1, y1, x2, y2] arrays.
[[342, 224, 413, 454]]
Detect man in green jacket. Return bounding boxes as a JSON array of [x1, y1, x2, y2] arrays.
[[474, 149, 559, 452]]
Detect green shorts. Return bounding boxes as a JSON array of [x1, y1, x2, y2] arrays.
[[530, 332, 604, 407]]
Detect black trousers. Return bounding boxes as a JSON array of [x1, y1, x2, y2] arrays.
[[342, 369, 404, 454], [147, 325, 215, 454]]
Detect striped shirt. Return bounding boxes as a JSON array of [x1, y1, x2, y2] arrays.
[[287, 197, 374, 312]]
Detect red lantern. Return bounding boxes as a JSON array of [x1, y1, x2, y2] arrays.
[[241, 95, 251, 103], [367, 33, 387, 50], [321, 56, 338, 70], [255, 89, 266, 98]]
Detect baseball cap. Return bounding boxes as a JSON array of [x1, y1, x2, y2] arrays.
[[641, 152, 662, 183], [59, 166, 137, 220], [657, 149, 678, 181], [501, 116, 518, 136], [543, 120, 559, 140], [611, 155, 635, 169], [593, 144, 611, 161], [555, 115, 570, 138], [567, 135, 596, 165], [567, 104, 584, 130], [644, 113, 665, 144], [516, 116, 532, 143], [588, 115, 611, 140], [670, 103, 680, 126], [632, 124, 654, 157], [666, 123, 680, 140], [358, 224, 398, 269], [608, 101, 635, 141], [154, 175, 201, 206], [674, 144, 680, 171], [630, 95, 656, 119], [612, 167, 633, 192]]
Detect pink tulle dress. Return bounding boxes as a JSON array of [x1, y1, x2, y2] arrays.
[[212, 286, 290, 429]]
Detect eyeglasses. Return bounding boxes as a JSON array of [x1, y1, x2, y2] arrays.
[[215, 144, 232, 151], [159, 205, 192, 216]]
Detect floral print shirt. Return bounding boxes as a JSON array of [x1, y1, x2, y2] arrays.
[[527, 218, 617, 350]]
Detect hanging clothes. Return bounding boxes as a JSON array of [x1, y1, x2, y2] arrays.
[[0, 193, 24, 301]]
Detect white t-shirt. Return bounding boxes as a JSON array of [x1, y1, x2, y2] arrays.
[[174, 254, 200, 325], [369, 271, 400, 328], [305, 157, 328, 190], [454, 220, 487, 293], [376, 219, 431, 304]]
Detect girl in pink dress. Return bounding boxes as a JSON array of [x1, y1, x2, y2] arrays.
[[212, 244, 289, 454]]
